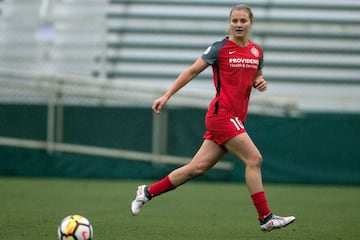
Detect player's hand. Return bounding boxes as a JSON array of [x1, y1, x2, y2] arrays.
[[152, 95, 169, 114], [253, 77, 267, 92]]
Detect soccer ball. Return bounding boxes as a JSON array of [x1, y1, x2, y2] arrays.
[[57, 214, 93, 240]]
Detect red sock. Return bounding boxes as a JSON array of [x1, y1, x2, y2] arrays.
[[251, 191, 272, 221], [147, 175, 176, 198]]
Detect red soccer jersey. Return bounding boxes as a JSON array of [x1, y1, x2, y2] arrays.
[[201, 38, 263, 123]]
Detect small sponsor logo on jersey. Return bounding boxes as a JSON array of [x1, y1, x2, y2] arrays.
[[251, 47, 259, 57], [203, 46, 211, 55], [229, 58, 259, 64], [229, 50, 237, 55], [229, 58, 259, 69]]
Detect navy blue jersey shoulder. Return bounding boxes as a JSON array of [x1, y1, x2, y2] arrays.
[[201, 38, 228, 65]]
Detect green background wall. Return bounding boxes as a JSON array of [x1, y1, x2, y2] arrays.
[[0, 104, 359, 185]]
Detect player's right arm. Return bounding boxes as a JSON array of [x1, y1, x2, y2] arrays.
[[152, 57, 209, 114]]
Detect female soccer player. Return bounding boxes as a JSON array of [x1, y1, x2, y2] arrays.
[[131, 4, 295, 231]]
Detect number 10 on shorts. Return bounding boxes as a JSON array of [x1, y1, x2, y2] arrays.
[[230, 117, 244, 130]]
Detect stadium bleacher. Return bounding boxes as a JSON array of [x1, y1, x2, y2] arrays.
[[0, 0, 106, 75], [0, 0, 359, 111], [103, 0, 360, 85]]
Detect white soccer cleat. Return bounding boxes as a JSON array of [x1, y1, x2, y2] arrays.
[[260, 214, 296, 231], [131, 185, 151, 216]]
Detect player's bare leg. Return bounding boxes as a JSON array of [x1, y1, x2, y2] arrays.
[[168, 140, 225, 185], [131, 140, 225, 215], [224, 133, 264, 194], [225, 133, 295, 231]]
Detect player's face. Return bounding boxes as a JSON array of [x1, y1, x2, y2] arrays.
[[229, 10, 252, 39]]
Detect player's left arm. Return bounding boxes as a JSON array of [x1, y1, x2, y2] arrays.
[[253, 69, 267, 92]]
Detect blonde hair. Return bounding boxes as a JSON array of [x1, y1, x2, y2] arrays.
[[229, 4, 254, 23]]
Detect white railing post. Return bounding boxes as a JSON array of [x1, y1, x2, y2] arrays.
[[46, 81, 56, 154], [152, 108, 168, 163], [55, 80, 64, 144]]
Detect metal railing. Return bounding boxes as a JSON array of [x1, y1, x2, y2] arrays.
[[0, 68, 302, 171], [0, 68, 241, 170]]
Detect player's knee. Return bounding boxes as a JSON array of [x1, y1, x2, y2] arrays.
[[191, 162, 210, 177], [247, 154, 263, 169]]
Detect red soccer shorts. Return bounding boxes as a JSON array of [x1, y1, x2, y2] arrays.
[[203, 112, 247, 150]]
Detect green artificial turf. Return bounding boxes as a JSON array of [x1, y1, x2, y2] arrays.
[[0, 177, 358, 239]]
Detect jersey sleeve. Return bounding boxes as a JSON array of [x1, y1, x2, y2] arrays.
[[201, 39, 227, 65], [258, 52, 264, 70]]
